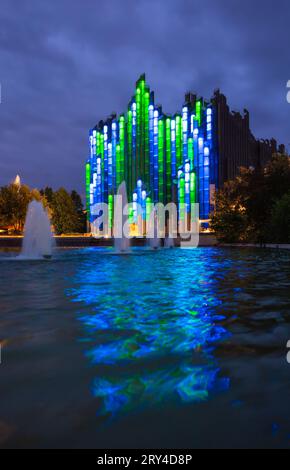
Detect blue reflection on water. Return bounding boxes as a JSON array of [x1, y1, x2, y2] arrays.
[[68, 248, 230, 415]]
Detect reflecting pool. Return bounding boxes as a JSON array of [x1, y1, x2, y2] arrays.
[[0, 247, 290, 448]]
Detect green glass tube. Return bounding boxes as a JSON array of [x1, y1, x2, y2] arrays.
[[108, 194, 113, 231], [146, 196, 152, 228], [166, 118, 171, 204], [136, 87, 141, 180], [144, 90, 150, 190], [140, 80, 145, 179], [119, 116, 125, 186], [116, 144, 121, 189], [100, 133, 104, 181], [175, 115, 182, 169], [179, 176, 185, 221], [196, 100, 202, 126], [190, 171, 196, 205], [127, 109, 133, 199], [128, 206, 134, 226], [188, 137, 194, 171], [96, 131, 100, 156], [158, 118, 164, 204]]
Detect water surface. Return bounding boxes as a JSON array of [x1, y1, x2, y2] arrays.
[[0, 247, 290, 449]]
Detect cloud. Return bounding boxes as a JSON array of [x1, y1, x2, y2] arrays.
[[0, 0, 289, 199]]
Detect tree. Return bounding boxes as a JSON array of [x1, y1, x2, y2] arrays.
[[269, 193, 290, 244], [40, 187, 54, 204], [210, 178, 249, 243], [210, 153, 290, 244], [0, 184, 33, 233], [50, 188, 81, 235], [265, 154, 290, 201], [71, 190, 86, 232]]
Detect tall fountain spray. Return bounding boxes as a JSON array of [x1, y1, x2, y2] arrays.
[[21, 201, 53, 259], [114, 182, 131, 253]]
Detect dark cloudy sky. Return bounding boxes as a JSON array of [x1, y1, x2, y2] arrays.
[[0, 0, 289, 199]]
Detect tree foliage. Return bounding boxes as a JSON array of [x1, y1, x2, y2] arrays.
[[0, 183, 85, 235], [211, 154, 290, 244], [0, 184, 41, 233], [50, 188, 85, 235], [269, 193, 290, 244]]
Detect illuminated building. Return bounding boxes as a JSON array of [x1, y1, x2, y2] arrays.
[[86, 74, 280, 232]]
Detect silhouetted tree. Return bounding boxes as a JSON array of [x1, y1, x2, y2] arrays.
[[211, 153, 290, 244], [71, 190, 86, 232], [40, 187, 54, 204], [50, 188, 80, 235], [269, 193, 290, 244], [0, 184, 42, 233]]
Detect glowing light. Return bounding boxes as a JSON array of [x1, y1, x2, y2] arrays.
[[86, 75, 219, 231]]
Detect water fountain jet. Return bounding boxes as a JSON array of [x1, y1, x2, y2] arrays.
[[20, 201, 53, 260], [114, 182, 131, 254]]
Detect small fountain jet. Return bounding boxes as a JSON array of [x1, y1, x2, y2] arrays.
[[148, 208, 160, 250], [114, 182, 131, 254]]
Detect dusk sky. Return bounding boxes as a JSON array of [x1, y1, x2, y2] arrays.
[[0, 0, 289, 200]]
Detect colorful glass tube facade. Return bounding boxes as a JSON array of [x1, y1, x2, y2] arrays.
[[86, 74, 218, 228]]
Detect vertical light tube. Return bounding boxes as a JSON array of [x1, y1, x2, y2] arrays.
[[119, 116, 125, 186], [100, 134, 104, 202], [184, 161, 190, 214], [196, 100, 202, 126], [188, 137, 194, 171], [132, 102, 137, 193], [190, 172, 196, 205], [133, 192, 138, 225], [153, 109, 159, 203], [103, 125, 109, 204], [198, 136, 204, 219], [149, 104, 154, 198], [116, 144, 121, 189], [139, 79, 145, 178], [112, 121, 118, 193], [190, 113, 195, 135], [108, 142, 113, 195], [136, 87, 141, 179], [137, 179, 142, 210], [180, 178, 185, 220], [144, 90, 150, 189], [141, 189, 147, 235], [96, 157, 102, 204], [165, 118, 171, 204], [146, 196, 152, 231], [206, 107, 212, 142], [175, 115, 182, 169], [178, 170, 185, 226], [204, 146, 210, 219], [92, 130, 97, 207], [190, 171, 196, 226], [108, 194, 113, 235], [86, 161, 91, 222], [171, 119, 176, 179], [92, 130, 97, 158], [182, 106, 188, 164], [158, 118, 164, 204], [127, 109, 133, 198]]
